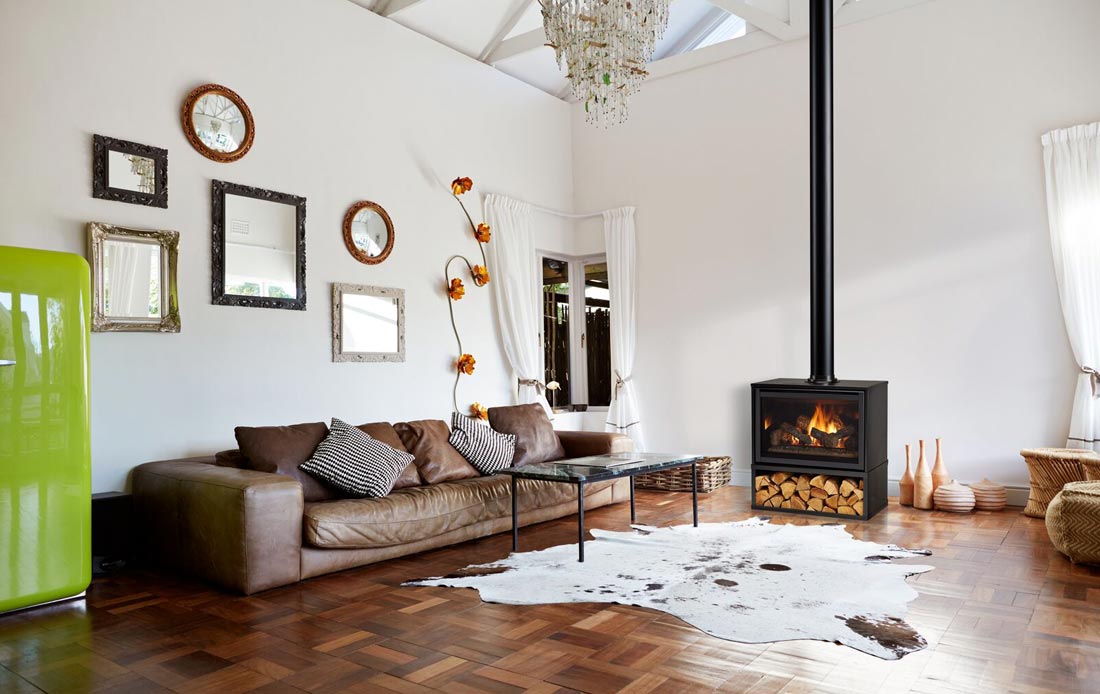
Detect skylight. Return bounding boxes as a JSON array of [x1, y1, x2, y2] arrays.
[[651, 0, 748, 62]]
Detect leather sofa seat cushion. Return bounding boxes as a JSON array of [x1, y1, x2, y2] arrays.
[[488, 403, 566, 466], [357, 422, 421, 489], [235, 422, 336, 502], [394, 419, 479, 484], [304, 476, 613, 549]]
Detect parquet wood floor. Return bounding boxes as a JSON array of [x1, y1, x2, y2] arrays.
[[2, 486, 1098, 693]]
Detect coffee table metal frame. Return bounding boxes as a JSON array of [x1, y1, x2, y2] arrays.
[[497, 454, 703, 562]]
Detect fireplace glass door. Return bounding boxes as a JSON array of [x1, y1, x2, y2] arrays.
[[757, 390, 862, 468]]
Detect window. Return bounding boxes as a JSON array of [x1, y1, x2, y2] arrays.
[[540, 253, 612, 410]]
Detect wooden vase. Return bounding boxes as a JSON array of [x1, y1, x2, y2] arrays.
[[899, 443, 914, 506], [931, 438, 950, 493], [913, 439, 934, 510]]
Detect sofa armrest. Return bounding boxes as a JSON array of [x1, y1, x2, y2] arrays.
[[556, 430, 634, 458], [132, 459, 303, 594]]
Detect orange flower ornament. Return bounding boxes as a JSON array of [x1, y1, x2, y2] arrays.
[[451, 177, 473, 196], [447, 277, 465, 301], [470, 402, 489, 420], [457, 353, 476, 375], [472, 265, 490, 287], [474, 223, 491, 243]]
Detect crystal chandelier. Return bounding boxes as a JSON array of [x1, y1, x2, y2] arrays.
[[542, 0, 672, 127]]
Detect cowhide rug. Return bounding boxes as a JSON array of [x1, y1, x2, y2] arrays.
[[408, 518, 934, 660]]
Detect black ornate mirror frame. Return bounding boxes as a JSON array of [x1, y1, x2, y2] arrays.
[[92, 135, 168, 208], [211, 180, 307, 311]]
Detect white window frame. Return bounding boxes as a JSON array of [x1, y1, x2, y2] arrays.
[[537, 250, 610, 412]]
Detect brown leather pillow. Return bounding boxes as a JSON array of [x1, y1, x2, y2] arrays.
[[214, 449, 247, 469], [488, 403, 565, 466], [394, 419, 478, 484], [234, 422, 336, 502], [357, 422, 421, 489]]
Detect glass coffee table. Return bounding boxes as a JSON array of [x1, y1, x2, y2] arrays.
[[497, 453, 703, 562]]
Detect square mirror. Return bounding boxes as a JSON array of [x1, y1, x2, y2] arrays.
[[88, 222, 180, 332], [212, 180, 306, 310], [332, 284, 405, 362], [92, 135, 168, 208]]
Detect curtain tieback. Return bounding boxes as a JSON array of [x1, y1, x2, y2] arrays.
[[614, 370, 633, 395], [518, 377, 548, 394], [1083, 367, 1100, 397]]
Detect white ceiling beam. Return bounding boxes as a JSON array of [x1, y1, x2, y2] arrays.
[[709, 0, 797, 41], [374, 0, 424, 17], [487, 27, 547, 64], [833, 0, 930, 25], [649, 0, 935, 86], [478, 0, 536, 63]]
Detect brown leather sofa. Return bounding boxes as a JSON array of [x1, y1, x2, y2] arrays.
[[132, 426, 632, 594]]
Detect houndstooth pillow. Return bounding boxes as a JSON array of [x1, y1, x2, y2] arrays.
[[449, 412, 516, 475], [300, 418, 416, 498]]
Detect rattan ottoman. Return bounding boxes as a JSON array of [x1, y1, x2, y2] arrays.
[[1020, 448, 1099, 518], [1045, 481, 1100, 566]]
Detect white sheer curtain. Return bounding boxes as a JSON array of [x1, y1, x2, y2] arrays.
[[483, 194, 552, 413], [1043, 122, 1100, 451], [603, 207, 645, 449], [106, 241, 154, 317]]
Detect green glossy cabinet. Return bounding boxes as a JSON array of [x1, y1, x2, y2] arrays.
[[0, 246, 91, 613]]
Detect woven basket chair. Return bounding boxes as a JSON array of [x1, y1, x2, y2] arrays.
[[1045, 481, 1100, 565], [1081, 457, 1100, 482], [1020, 448, 1099, 518]]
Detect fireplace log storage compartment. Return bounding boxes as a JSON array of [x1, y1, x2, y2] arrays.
[[751, 0, 888, 520]]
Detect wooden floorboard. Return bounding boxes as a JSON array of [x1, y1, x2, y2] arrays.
[[2, 486, 1099, 693]]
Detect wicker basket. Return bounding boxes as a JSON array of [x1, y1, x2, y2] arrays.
[[1046, 481, 1100, 565], [1020, 448, 1098, 518], [634, 456, 731, 493]]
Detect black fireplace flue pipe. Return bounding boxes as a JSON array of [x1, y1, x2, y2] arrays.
[[808, 0, 837, 385]]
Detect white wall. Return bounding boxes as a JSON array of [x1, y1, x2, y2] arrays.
[[0, 0, 574, 492], [572, 0, 1100, 487]]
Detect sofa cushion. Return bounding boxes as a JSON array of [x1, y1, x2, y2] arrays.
[[449, 412, 516, 475], [300, 419, 417, 498], [357, 422, 420, 489], [214, 449, 248, 469], [235, 422, 336, 502], [394, 419, 478, 484], [488, 403, 566, 466], [304, 476, 614, 549]]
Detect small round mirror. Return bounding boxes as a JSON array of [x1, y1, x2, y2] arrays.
[[343, 201, 394, 265], [181, 84, 254, 162]]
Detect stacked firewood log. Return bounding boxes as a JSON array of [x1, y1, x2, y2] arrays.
[[754, 472, 864, 516]]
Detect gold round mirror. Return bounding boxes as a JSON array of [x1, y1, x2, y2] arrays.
[[343, 201, 394, 265], [181, 84, 254, 163]]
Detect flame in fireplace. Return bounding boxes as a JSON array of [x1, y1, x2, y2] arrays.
[[807, 403, 845, 437]]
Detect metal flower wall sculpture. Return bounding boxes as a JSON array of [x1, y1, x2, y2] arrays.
[[445, 176, 492, 420]]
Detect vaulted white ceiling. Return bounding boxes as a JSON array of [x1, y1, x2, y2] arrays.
[[350, 0, 932, 99]]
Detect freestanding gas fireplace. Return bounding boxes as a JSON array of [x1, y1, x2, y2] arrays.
[[751, 380, 887, 519], [751, 0, 888, 520]]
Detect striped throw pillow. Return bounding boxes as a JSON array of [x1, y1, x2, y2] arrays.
[[449, 412, 517, 475], [300, 418, 416, 498]]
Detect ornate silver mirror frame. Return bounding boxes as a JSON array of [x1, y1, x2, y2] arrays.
[[332, 283, 405, 363], [88, 222, 180, 333]]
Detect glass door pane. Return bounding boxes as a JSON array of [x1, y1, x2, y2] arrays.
[[541, 257, 570, 408], [584, 261, 611, 407]]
